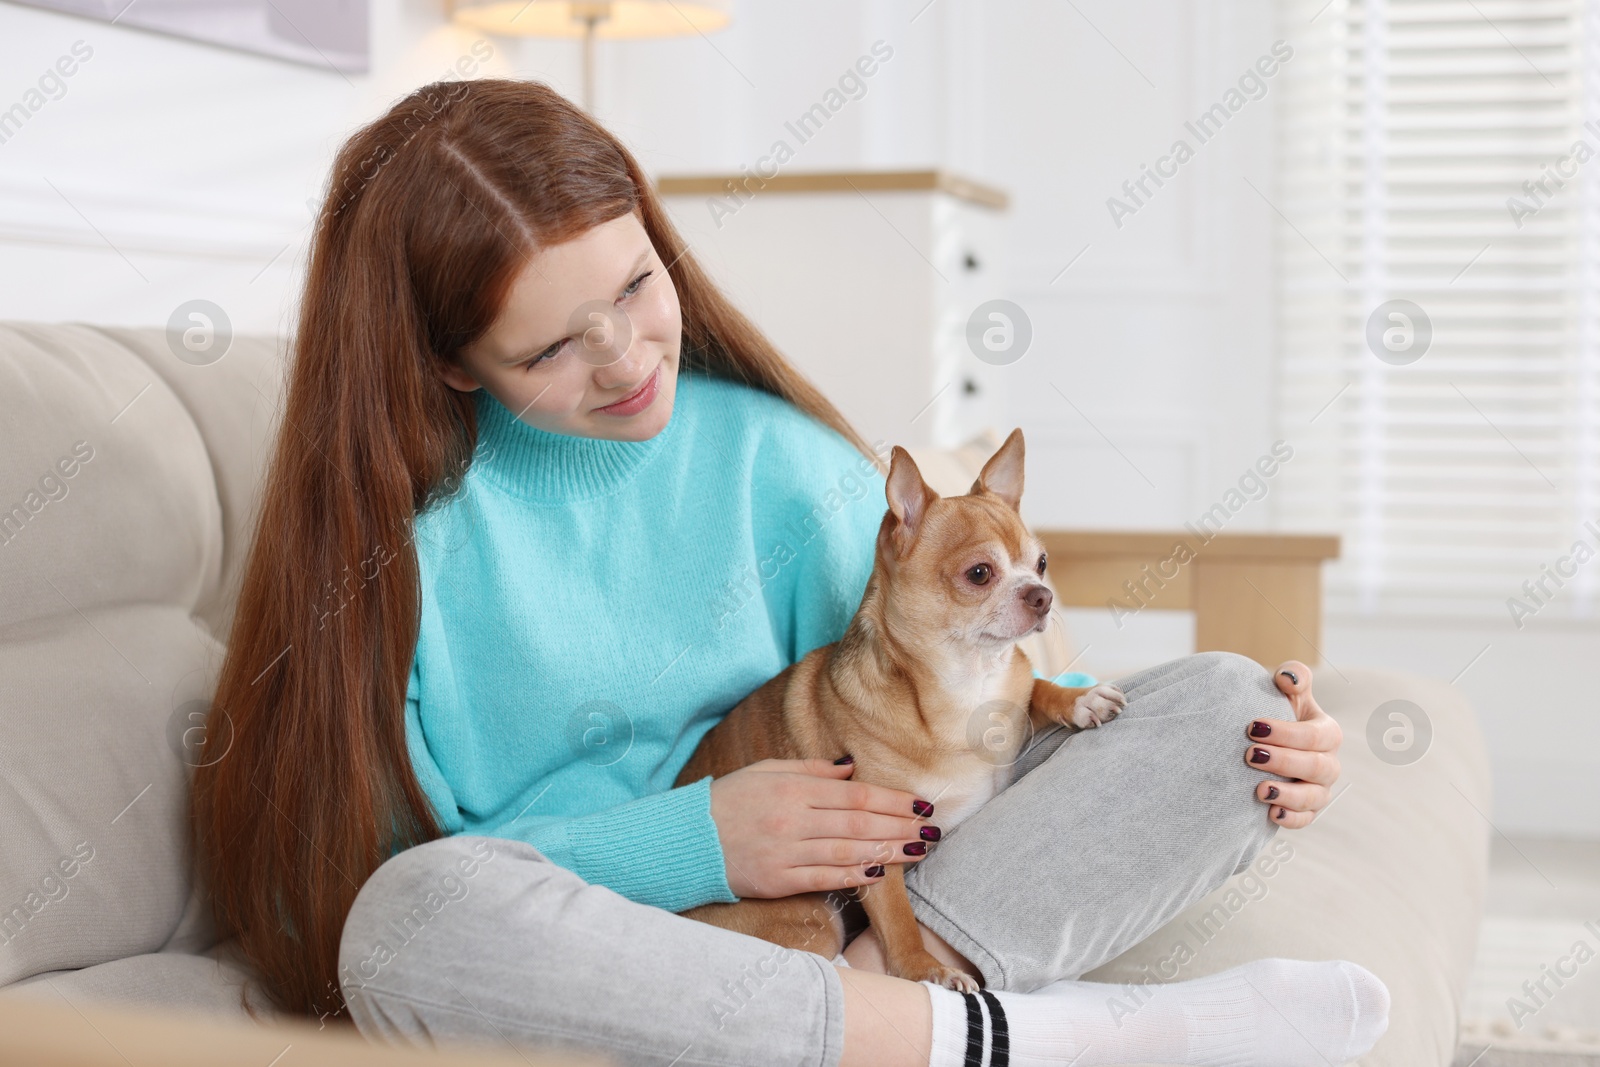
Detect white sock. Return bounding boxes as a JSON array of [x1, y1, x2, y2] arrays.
[[923, 958, 1389, 1067], [926, 976, 985, 1067]]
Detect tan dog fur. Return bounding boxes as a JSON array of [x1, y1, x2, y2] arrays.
[[674, 428, 1125, 990]]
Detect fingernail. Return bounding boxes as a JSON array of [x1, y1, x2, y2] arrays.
[[833, 755, 854, 765], [920, 826, 942, 842], [904, 842, 927, 856], [1275, 807, 1287, 821], [865, 865, 885, 878], [1265, 785, 1280, 801], [912, 799, 934, 818], [1251, 747, 1272, 764], [1279, 669, 1299, 685], [1250, 720, 1272, 738]]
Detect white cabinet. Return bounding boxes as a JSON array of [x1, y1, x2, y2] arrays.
[[656, 170, 1012, 453]]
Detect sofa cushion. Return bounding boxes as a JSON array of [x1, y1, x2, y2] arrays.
[[0, 322, 283, 1003], [84, 325, 287, 645], [3, 940, 278, 1020], [0, 322, 221, 633], [1083, 663, 1492, 1067]]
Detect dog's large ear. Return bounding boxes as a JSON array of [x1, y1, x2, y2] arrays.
[[968, 428, 1025, 512], [886, 445, 938, 559]]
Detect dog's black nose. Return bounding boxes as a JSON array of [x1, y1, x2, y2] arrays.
[[1022, 583, 1053, 615]]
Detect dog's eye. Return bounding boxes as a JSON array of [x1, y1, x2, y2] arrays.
[[966, 564, 992, 585], [1037, 553, 1047, 575]]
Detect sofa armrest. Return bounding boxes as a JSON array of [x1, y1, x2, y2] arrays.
[[1081, 663, 1493, 1066], [1035, 530, 1340, 669]]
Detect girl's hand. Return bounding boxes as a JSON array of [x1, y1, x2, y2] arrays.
[[1245, 660, 1342, 829], [708, 758, 939, 899]]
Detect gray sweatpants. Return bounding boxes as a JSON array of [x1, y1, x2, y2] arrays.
[[338, 651, 1292, 1066]]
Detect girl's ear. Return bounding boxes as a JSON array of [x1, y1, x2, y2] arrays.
[[968, 428, 1025, 512], [437, 359, 482, 394], [886, 446, 938, 559]]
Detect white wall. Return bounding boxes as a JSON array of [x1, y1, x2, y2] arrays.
[[1, 0, 1589, 838], [0, 0, 550, 335], [0, 0, 1275, 512]]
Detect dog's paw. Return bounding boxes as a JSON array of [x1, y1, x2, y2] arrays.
[[1070, 684, 1126, 729], [894, 952, 981, 992], [919, 963, 980, 993], [935, 967, 982, 993]]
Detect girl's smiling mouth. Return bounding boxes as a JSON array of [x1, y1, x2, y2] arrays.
[[595, 364, 660, 416]]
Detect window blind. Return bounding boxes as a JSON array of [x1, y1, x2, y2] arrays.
[[1275, 0, 1600, 622]]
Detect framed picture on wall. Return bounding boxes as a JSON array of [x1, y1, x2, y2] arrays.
[[5, 0, 369, 74]]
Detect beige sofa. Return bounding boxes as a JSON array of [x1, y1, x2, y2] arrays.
[[0, 321, 1491, 1065]]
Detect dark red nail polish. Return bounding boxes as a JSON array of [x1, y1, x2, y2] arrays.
[[1275, 807, 1287, 820], [904, 842, 926, 856], [1251, 747, 1272, 764], [1265, 785, 1280, 801], [920, 826, 942, 841], [865, 865, 885, 878], [833, 755, 854, 765], [1279, 669, 1299, 686], [1250, 721, 1272, 738], [912, 799, 934, 818]]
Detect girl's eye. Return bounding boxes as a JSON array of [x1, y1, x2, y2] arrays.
[[520, 269, 651, 370], [622, 269, 652, 298], [966, 563, 992, 585], [522, 339, 564, 370]]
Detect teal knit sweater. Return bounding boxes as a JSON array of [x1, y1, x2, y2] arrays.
[[400, 365, 1089, 912]]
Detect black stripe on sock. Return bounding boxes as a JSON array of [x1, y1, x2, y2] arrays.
[[960, 991, 985, 1067], [978, 990, 1009, 1067]]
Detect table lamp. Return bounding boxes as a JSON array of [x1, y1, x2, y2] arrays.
[[445, 0, 732, 111]]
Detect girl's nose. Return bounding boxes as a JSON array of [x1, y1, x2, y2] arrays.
[[594, 349, 649, 394], [572, 302, 634, 367]]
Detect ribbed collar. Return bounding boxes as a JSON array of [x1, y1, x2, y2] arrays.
[[469, 369, 689, 503]]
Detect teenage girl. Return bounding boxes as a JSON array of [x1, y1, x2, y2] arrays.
[[189, 78, 1387, 1067]]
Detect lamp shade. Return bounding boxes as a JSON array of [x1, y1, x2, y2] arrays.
[[450, 0, 731, 38]]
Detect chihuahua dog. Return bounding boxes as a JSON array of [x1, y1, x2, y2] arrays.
[[674, 428, 1126, 990]]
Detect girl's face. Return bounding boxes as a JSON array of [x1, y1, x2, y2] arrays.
[[441, 209, 682, 442]]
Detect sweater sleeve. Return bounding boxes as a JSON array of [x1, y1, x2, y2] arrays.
[[497, 778, 734, 912], [396, 657, 463, 857], [403, 626, 735, 909], [752, 408, 889, 666]]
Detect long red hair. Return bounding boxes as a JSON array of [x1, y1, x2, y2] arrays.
[[188, 77, 886, 1021]]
